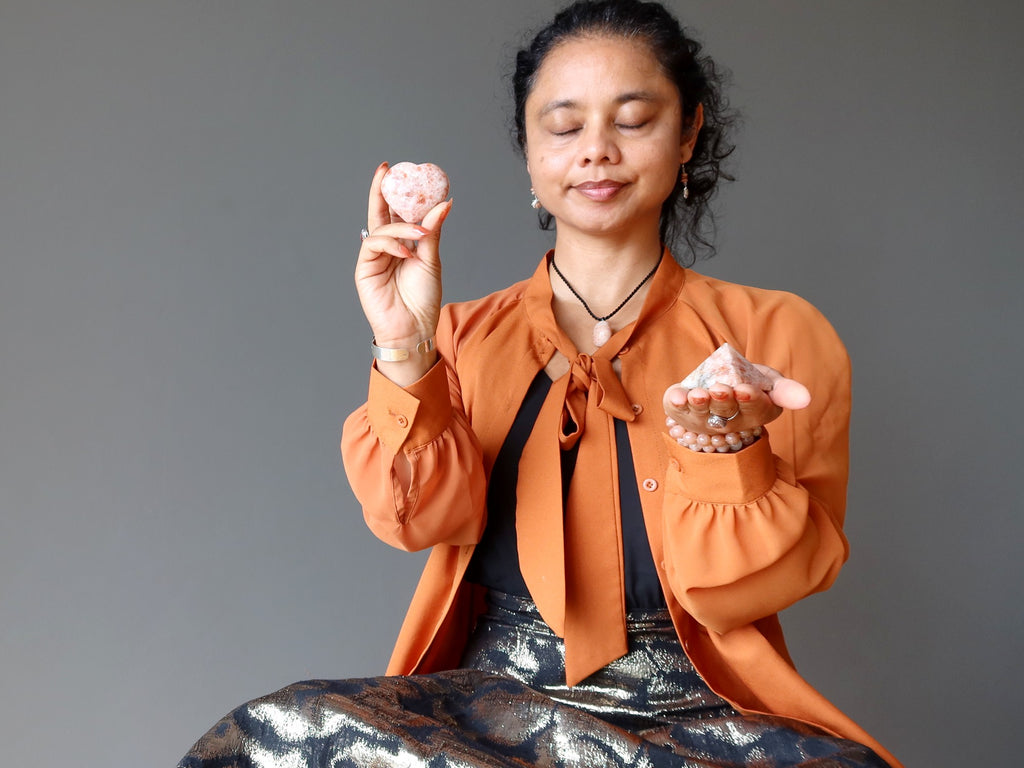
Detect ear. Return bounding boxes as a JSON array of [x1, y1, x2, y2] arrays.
[[680, 103, 704, 164]]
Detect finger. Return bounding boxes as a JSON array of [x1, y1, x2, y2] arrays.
[[366, 222, 431, 242], [733, 383, 767, 411], [732, 385, 781, 427], [706, 385, 752, 432], [356, 237, 416, 277], [707, 385, 738, 419], [771, 378, 812, 410], [686, 387, 711, 414], [753, 364, 812, 410], [413, 199, 453, 270], [367, 162, 391, 232], [358, 225, 431, 275], [663, 384, 690, 411], [420, 198, 451, 231]]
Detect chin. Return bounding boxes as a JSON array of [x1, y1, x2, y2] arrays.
[[562, 206, 661, 239]]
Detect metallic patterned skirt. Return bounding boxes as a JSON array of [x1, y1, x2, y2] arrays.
[[178, 590, 887, 767]]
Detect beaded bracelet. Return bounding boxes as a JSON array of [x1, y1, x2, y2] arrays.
[[677, 426, 762, 453]]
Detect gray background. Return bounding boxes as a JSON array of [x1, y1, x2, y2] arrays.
[[1, 1, 1021, 765]]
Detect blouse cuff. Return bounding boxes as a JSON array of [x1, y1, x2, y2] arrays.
[[662, 430, 777, 504], [366, 362, 453, 454]]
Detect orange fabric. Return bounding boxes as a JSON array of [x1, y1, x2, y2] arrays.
[[517, 285, 640, 682], [341, 252, 901, 768]]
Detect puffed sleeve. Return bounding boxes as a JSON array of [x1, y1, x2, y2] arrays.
[[341, 357, 488, 552], [659, 293, 851, 634]]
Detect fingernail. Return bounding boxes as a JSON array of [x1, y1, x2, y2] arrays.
[[710, 390, 728, 400], [735, 391, 752, 402]]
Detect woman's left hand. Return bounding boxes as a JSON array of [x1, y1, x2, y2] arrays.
[[662, 365, 811, 439]]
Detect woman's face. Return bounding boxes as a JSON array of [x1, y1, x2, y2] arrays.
[[524, 34, 699, 242]]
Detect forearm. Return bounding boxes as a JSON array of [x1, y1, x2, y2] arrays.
[[341, 363, 487, 551], [660, 432, 848, 633]]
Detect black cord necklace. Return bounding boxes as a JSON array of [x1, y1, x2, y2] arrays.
[[550, 254, 662, 348]]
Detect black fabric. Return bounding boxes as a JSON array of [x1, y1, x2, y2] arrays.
[[615, 418, 667, 609], [466, 371, 665, 610], [463, 373, 548, 596]]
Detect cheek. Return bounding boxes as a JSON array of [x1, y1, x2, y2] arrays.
[[531, 152, 564, 180], [644, 152, 683, 205], [640, 145, 681, 183]]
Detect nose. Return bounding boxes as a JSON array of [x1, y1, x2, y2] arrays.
[[577, 122, 621, 166]]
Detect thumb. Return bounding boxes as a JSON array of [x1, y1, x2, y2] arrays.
[[769, 377, 812, 410], [756, 364, 812, 410], [415, 199, 453, 269]]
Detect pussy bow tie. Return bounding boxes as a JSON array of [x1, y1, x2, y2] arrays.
[[516, 342, 638, 685]]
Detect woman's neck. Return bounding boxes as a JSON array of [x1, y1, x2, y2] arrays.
[[549, 229, 663, 315]]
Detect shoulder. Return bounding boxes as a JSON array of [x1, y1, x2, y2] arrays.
[[443, 278, 529, 323], [684, 270, 828, 321], [676, 270, 850, 380], [683, 270, 842, 341], [436, 277, 531, 352]]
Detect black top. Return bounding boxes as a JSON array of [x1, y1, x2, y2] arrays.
[[465, 371, 666, 611]]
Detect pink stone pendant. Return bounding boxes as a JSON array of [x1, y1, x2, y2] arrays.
[[592, 320, 612, 348]]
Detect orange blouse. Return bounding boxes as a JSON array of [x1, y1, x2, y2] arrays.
[[342, 252, 901, 768]]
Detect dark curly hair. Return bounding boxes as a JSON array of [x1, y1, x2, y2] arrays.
[[511, 0, 736, 265]]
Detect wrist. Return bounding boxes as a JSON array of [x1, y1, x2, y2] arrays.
[[677, 426, 762, 453], [371, 336, 437, 388], [370, 336, 436, 362]]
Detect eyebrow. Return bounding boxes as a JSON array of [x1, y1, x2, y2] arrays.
[[538, 91, 661, 117]]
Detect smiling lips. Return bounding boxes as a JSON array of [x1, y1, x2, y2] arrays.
[[574, 179, 625, 201]]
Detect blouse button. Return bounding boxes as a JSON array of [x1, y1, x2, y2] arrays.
[[642, 478, 658, 492], [395, 414, 409, 428], [631, 403, 643, 415]]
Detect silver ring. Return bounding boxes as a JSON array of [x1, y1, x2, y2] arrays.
[[706, 409, 740, 430], [360, 227, 370, 241]]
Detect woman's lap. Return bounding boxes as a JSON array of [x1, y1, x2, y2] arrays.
[[178, 669, 886, 768]]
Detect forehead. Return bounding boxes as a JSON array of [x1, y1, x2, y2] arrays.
[[527, 34, 675, 109]]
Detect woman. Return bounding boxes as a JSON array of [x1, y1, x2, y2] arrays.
[[180, 1, 900, 766]]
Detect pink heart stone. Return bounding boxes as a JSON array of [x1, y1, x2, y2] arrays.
[[381, 162, 450, 223], [679, 343, 774, 391]]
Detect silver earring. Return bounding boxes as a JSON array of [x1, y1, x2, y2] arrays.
[[530, 187, 541, 209], [680, 165, 689, 200]]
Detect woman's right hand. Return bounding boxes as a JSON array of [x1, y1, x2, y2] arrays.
[[355, 162, 452, 382]]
